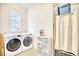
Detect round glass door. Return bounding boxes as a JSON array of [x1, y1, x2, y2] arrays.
[[6, 38, 21, 52], [23, 36, 32, 47]]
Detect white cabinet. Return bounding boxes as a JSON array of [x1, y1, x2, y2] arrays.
[[37, 36, 51, 56]]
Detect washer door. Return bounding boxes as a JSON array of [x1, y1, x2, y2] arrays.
[[23, 36, 32, 47], [6, 38, 21, 52]]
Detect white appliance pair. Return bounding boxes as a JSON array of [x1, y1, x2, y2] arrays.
[[3, 33, 33, 56]]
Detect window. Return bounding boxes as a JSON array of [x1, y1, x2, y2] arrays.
[[9, 10, 21, 32], [58, 3, 71, 15]]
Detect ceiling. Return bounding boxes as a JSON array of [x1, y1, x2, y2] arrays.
[[20, 3, 40, 8], [20, 3, 51, 8]]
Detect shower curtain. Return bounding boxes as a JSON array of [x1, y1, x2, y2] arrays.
[[71, 12, 79, 55], [63, 14, 69, 51], [55, 12, 79, 56], [55, 16, 60, 49]]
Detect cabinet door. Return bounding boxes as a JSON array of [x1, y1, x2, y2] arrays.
[[0, 34, 4, 56], [0, 34, 4, 48]]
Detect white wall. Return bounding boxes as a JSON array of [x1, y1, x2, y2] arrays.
[[27, 4, 53, 49], [27, 4, 53, 37]]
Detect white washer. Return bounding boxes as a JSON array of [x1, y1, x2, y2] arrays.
[[3, 33, 22, 56], [22, 33, 33, 52]]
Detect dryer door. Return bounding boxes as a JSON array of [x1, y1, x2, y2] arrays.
[[23, 36, 32, 47], [6, 38, 21, 52]]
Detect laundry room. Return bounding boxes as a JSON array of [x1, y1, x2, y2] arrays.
[[0, 3, 53, 56], [1, 3, 79, 56]]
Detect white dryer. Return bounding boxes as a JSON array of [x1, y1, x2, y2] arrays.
[[3, 33, 22, 56], [22, 33, 33, 52]]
